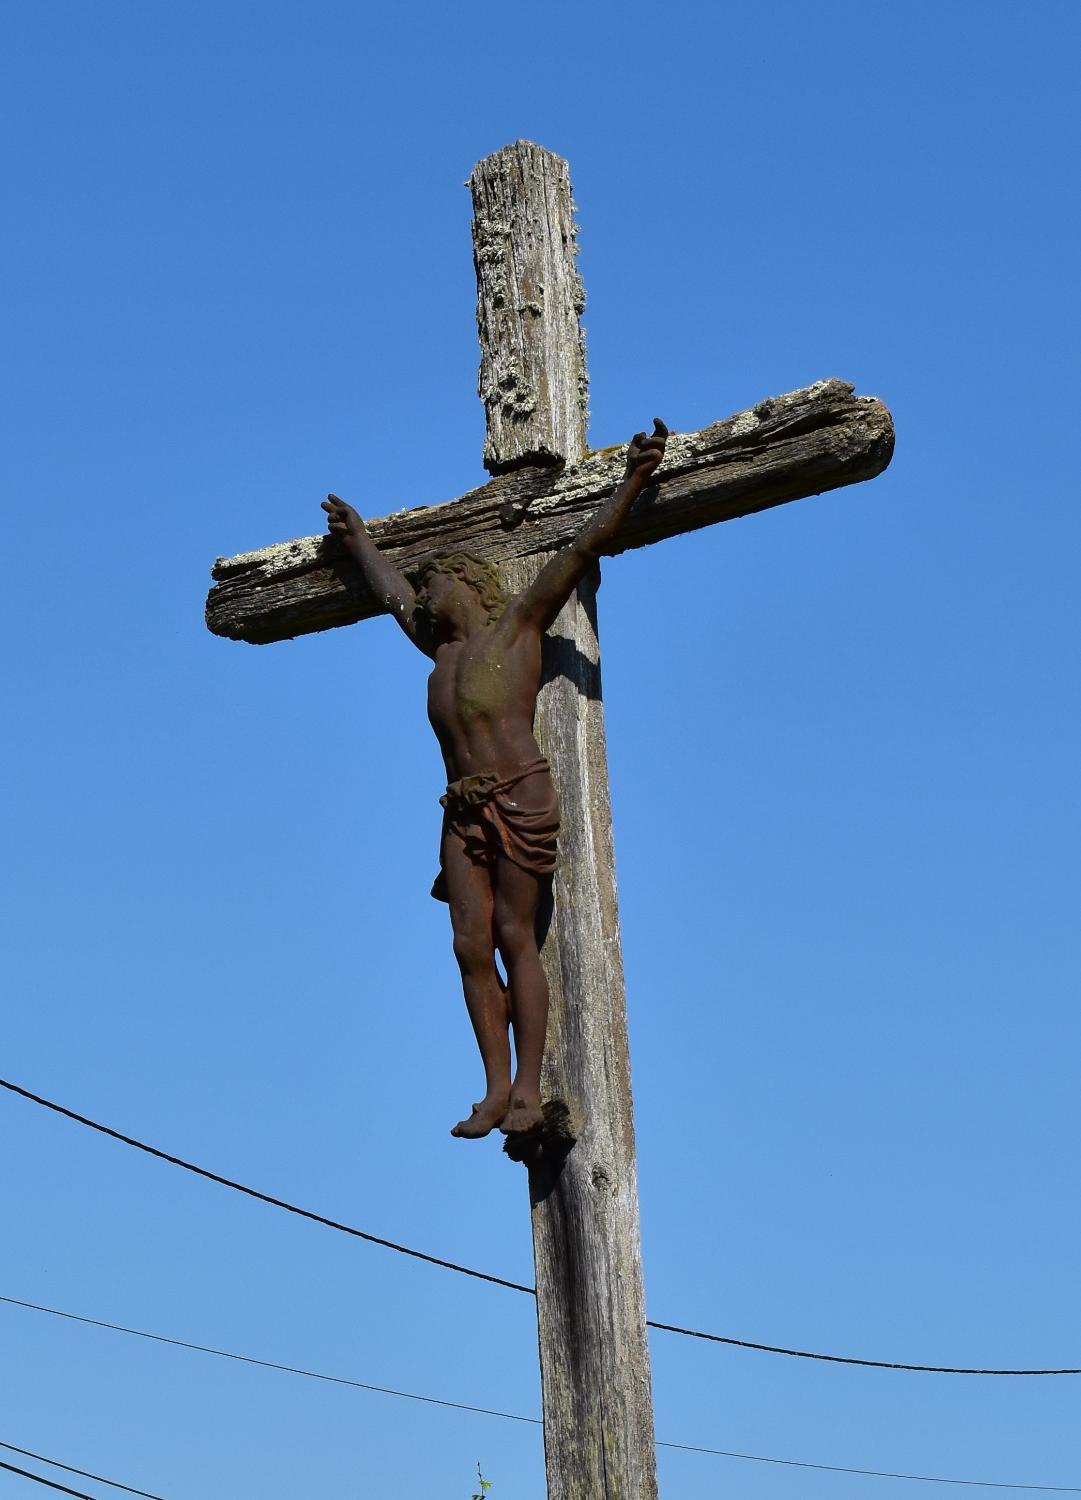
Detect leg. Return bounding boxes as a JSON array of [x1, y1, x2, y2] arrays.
[[493, 858, 548, 1134], [443, 831, 512, 1138]]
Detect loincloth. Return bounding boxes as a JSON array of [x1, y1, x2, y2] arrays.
[[431, 755, 560, 903]]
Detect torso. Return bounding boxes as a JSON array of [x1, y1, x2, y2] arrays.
[[427, 619, 544, 782]]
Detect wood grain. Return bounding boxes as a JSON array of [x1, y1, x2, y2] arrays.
[[206, 379, 894, 645], [202, 138, 896, 1499], [504, 553, 658, 1500], [478, 141, 657, 1500], [470, 141, 588, 473]]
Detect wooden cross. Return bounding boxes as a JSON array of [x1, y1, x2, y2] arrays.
[[205, 141, 894, 1500]]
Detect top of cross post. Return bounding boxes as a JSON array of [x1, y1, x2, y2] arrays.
[[469, 141, 589, 475]]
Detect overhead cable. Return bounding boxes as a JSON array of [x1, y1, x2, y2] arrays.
[[0, 1296, 539, 1428], [0, 1456, 132, 1500], [0, 1443, 166, 1499], [3, 1298, 1079, 1494], [4, 1075, 1079, 1377], [0, 1077, 529, 1295], [655, 1440, 1081, 1491], [643, 1318, 1081, 1376]]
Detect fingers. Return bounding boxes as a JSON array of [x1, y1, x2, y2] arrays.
[[323, 493, 359, 537], [322, 494, 349, 536], [628, 420, 668, 455]]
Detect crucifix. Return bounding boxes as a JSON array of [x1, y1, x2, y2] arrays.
[[206, 141, 894, 1500]]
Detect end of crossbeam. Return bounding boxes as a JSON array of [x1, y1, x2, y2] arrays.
[[204, 379, 895, 646]]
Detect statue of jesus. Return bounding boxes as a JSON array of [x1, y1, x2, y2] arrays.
[[322, 419, 667, 1139]]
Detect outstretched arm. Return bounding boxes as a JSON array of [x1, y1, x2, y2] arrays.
[[509, 419, 668, 635], [321, 495, 430, 653]]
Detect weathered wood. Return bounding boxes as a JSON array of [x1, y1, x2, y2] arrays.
[[480, 141, 657, 1500], [470, 142, 588, 473], [204, 139, 896, 1500], [206, 378, 894, 644], [504, 555, 657, 1500]]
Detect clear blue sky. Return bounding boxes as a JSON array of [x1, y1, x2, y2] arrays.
[[3, 2, 1079, 1496]]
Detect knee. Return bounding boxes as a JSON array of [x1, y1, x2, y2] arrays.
[[495, 917, 535, 964], [452, 928, 492, 975]]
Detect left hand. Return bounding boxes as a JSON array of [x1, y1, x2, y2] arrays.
[[626, 418, 668, 480], [321, 493, 365, 539]]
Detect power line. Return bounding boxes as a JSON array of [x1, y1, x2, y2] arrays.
[[0, 1077, 530, 1296], [643, 1318, 1081, 1376], [0, 1296, 540, 1429], [657, 1440, 1081, 1492], [0, 1460, 97, 1499], [2, 1298, 1077, 1494], [0, 1445, 166, 1500], [5, 1075, 1080, 1377]]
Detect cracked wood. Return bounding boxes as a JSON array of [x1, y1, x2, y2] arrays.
[[206, 378, 894, 645]]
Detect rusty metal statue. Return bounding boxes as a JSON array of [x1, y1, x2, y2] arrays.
[[322, 420, 667, 1139]]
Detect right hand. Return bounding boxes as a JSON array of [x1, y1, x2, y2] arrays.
[[322, 493, 364, 539], [625, 418, 668, 480]]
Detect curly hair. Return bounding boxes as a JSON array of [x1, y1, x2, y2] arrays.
[[413, 552, 508, 626]]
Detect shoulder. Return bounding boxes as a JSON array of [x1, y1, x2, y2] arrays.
[[408, 607, 440, 660], [496, 544, 591, 636], [491, 593, 541, 644]]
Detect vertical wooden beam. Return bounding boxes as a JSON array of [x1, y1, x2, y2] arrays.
[[503, 559, 659, 1500], [470, 141, 589, 473], [479, 142, 658, 1500]]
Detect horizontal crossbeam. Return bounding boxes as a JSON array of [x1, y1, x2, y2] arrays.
[[205, 378, 893, 645]]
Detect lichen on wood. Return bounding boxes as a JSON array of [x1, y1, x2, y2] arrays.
[[470, 141, 589, 474], [205, 379, 894, 645], [502, 554, 658, 1500]]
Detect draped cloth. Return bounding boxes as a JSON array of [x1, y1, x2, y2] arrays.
[[431, 756, 560, 903]]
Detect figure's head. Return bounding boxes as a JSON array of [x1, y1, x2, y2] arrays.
[[413, 552, 507, 627]]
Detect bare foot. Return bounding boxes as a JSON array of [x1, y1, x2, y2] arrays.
[[500, 1095, 545, 1135], [451, 1092, 510, 1139]]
